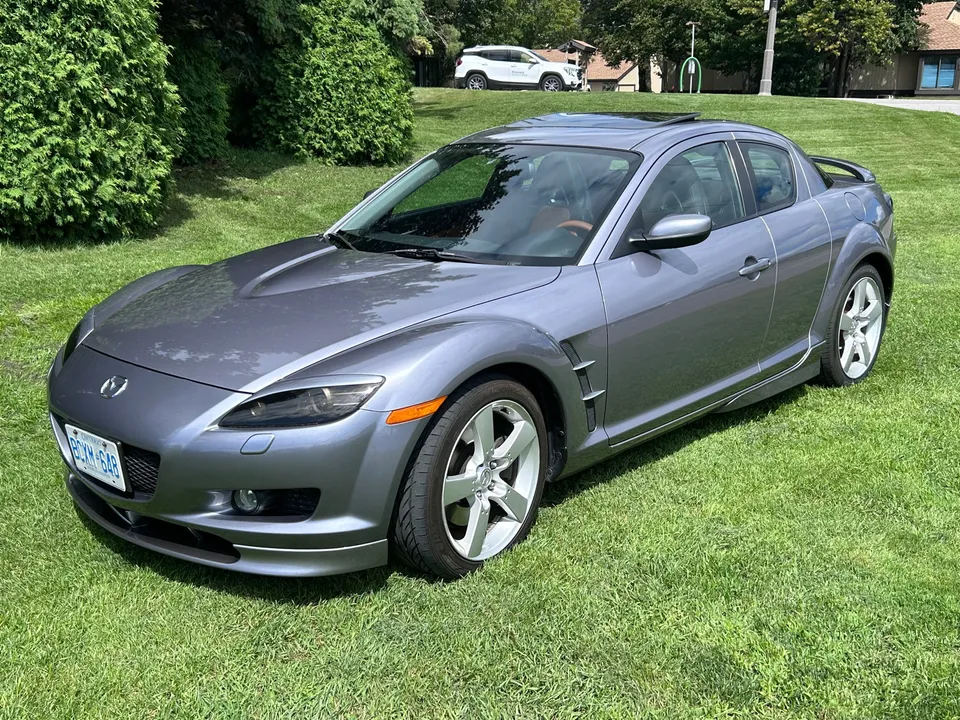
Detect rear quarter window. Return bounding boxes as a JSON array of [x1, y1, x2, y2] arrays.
[[742, 142, 796, 214]]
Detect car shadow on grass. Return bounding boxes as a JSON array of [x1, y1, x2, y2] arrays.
[[542, 385, 806, 508], [75, 385, 806, 602], [410, 99, 479, 122]]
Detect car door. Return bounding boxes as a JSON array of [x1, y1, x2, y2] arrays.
[[512, 50, 542, 87], [482, 50, 512, 85], [595, 137, 778, 444], [735, 136, 832, 374]]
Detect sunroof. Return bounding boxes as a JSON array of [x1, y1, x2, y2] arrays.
[[518, 112, 701, 130]]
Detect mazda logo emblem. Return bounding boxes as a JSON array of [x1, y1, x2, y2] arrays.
[[100, 376, 128, 399]]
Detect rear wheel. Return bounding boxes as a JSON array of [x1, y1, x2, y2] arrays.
[[818, 264, 887, 386], [466, 73, 487, 90], [540, 74, 563, 92], [391, 374, 547, 579]]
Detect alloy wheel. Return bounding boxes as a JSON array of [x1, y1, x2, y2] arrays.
[[441, 400, 540, 561], [542, 77, 562, 92], [838, 276, 883, 379], [467, 75, 486, 90]]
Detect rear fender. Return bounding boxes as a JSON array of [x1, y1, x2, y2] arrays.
[[810, 222, 894, 346]]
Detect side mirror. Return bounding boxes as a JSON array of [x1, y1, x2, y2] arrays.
[[629, 214, 712, 251], [363, 188, 377, 200]]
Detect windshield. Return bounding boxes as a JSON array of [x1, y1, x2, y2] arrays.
[[531, 50, 551, 62], [339, 144, 641, 266]]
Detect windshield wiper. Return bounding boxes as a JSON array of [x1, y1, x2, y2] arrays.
[[388, 247, 500, 265], [322, 229, 360, 252]]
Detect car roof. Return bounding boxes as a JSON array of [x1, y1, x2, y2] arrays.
[[463, 45, 533, 53], [453, 112, 784, 152]]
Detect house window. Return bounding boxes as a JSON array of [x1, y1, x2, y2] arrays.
[[921, 55, 957, 89]]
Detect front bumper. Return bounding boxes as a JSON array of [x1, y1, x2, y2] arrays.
[[49, 346, 427, 577], [67, 472, 386, 577]]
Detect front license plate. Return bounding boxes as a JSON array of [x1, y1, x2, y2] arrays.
[[64, 424, 126, 492]]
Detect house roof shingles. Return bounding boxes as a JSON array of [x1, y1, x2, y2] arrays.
[[921, 1, 960, 51], [534, 48, 638, 82]]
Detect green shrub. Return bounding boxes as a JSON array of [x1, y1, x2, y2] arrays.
[[262, 0, 413, 165], [167, 34, 229, 164], [0, 0, 181, 242]]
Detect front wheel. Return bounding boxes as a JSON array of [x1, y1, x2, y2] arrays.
[[391, 374, 547, 579], [818, 264, 887, 386], [540, 74, 563, 92]]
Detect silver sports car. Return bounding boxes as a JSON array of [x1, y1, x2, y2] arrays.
[[48, 112, 895, 579]]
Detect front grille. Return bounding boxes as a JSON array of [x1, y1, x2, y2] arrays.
[[123, 446, 161, 495]]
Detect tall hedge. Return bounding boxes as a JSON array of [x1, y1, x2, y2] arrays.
[[167, 34, 229, 164], [0, 0, 181, 242], [261, 0, 413, 165]]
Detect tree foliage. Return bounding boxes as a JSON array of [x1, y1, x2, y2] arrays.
[[704, 0, 824, 95], [583, 0, 924, 97], [0, 0, 181, 242], [583, 0, 711, 67], [260, 0, 413, 164], [166, 34, 229, 164], [427, 0, 581, 51]]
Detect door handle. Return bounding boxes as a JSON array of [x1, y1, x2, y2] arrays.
[[739, 257, 771, 278]]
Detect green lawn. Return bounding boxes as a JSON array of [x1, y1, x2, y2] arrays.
[[3, 88, 960, 719]]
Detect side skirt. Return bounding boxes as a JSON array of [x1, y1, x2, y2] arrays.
[[557, 344, 824, 480], [608, 344, 823, 449], [715, 344, 822, 413]]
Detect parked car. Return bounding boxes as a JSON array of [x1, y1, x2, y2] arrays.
[[455, 45, 582, 91], [49, 112, 895, 580]]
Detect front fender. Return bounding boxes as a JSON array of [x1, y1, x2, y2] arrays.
[[812, 222, 894, 345], [290, 316, 591, 458]]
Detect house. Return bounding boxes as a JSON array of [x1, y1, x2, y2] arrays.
[[849, 1, 960, 96], [534, 45, 643, 91]]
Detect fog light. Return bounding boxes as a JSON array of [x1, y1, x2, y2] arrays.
[[232, 489, 263, 514]]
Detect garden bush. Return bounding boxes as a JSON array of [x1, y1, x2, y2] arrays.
[[0, 0, 181, 242], [261, 0, 414, 165], [167, 34, 229, 164]]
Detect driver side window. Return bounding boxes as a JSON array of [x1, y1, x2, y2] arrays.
[[634, 142, 745, 233]]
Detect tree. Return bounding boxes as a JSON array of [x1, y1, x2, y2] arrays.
[[583, 0, 712, 68], [796, 0, 897, 96], [584, 0, 924, 97], [430, 0, 581, 50], [700, 0, 825, 95], [0, 0, 181, 241]]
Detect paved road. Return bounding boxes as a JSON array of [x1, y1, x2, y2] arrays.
[[844, 97, 960, 116]]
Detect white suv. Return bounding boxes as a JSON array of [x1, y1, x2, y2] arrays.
[[455, 46, 582, 92]]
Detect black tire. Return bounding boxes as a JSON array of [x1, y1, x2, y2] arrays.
[[818, 263, 887, 387], [539, 74, 563, 92], [391, 373, 548, 579], [465, 73, 487, 91]]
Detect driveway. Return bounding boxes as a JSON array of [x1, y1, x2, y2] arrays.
[[844, 97, 960, 116]]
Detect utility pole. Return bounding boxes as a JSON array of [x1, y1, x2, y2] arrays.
[[759, 0, 778, 96], [685, 21, 700, 94]]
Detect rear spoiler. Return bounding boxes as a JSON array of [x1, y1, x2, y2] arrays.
[[809, 156, 876, 184]]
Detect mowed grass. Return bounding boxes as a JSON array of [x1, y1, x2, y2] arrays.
[[2, 88, 960, 719]]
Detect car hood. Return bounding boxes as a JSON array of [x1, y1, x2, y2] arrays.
[[87, 237, 560, 392]]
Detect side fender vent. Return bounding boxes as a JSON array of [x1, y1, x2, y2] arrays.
[[559, 340, 603, 432]]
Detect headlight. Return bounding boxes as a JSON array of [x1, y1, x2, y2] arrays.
[[219, 382, 383, 429], [563, 66, 577, 76]]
